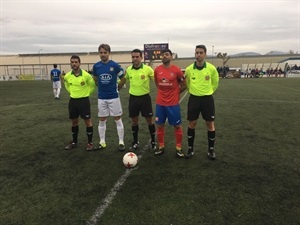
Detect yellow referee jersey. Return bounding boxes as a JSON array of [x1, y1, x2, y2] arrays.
[[125, 64, 154, 96], [64, 69, 96, 98], [185, 62, 219, 96]]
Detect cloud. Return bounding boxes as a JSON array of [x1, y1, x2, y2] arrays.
[[1, 0, 299, 56]]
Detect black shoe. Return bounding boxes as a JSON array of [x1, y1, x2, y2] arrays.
[[185, 147, 194, 159], [65, 142, 77, 150], [119, 144, 126, 152], [207, 147, 216, 160], [176, 150, 185, 158], [129, 142, 139, 151], [151, 142, 157, 151], [154, 147, 165, 155]]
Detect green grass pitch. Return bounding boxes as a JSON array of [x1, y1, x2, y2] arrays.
[[0, 78, 299, 225]]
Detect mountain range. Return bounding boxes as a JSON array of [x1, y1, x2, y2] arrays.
[[231, 51, 286, 56]]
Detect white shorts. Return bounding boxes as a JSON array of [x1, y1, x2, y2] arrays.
[[53, 81, 61, 89], [98, 98, 123, 117]]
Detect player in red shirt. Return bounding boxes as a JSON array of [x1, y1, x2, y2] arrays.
[[154, 49, 186, 157]]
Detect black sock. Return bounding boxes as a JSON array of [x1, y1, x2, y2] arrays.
[[72, 125, 79, 143], [148, 124, 156, 143], [208, 130, 216, 150], [86, 126, 93, 143], [187, 127, 195, 150], [132, 125, 139, 144]]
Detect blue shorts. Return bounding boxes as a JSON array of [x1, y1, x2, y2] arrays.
[[155, 104, 182, 126]]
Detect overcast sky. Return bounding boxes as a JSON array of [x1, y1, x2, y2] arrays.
[[1, 0, 299, 57]]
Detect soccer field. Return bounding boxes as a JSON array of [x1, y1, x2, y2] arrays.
[[0, 78, 299, 225]]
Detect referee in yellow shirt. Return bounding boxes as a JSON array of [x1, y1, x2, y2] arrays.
[[185, 45, 219, 159], [125, 49, 156, 151], [64, 55, 96, 151]]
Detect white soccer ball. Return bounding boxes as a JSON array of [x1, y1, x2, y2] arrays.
[[123, 152, 138, 168]]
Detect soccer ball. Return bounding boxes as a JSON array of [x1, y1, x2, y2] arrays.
[[123, 152, 138, 168]]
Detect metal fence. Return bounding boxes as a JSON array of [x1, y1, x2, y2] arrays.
[[0, 63, 95, 81]]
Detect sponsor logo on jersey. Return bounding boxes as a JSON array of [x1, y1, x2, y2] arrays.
[[159, 77, 172, 86], [162, 77, 169, 83], [100, 73, 112, 81]]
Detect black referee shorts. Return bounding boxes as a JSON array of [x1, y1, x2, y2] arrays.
[[129, 94, 153, 118], [187, 95, 215, 121], [68, 97, 91, 119]]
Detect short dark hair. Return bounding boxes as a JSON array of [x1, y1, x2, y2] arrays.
[[53, 64, 57, 68], [70, 55, 81, 63], [131, 49, 143, 57], [161, 49, 172, 55], [98, 44, 111, 53], [195, 45, 207, 53]]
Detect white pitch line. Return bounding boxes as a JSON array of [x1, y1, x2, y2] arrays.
[[180, 90, 188, 104], [86, 144, 148, 225], [86, 166, 138, 225], [87, 91, 189, 225]]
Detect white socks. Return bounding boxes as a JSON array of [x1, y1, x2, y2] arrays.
[[98, 120, 106, 144], [56, 88, 61, 97], [53, 88, 61, 98], [115, 118, 124, 145], [98, 119, 124, 145]]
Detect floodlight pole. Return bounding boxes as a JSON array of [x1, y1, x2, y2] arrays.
[[212, 46, 214, 64], [38, 49, 43, 78]]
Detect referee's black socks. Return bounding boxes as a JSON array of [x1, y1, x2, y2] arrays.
[[86, 126, 93, 143], [187, 127, 195, 150], [208, 130, 216, 150], [148, 124, 156, 143], [132, 125, 139, 144], [72, 125, 79, 143]]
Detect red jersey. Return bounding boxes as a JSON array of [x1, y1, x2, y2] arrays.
[[154, 64, 185, 106]]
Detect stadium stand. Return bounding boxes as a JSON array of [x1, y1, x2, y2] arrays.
[[1, 53, 299, 80], [240, 62, 290, 78]]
